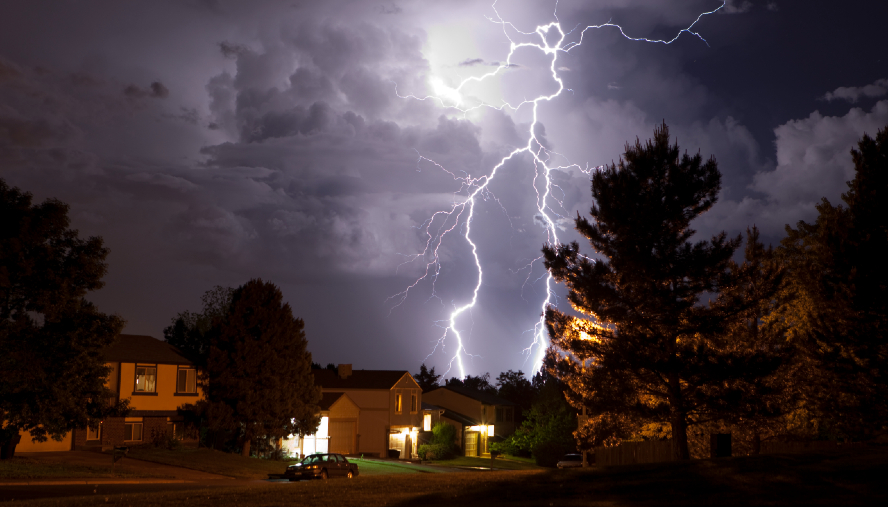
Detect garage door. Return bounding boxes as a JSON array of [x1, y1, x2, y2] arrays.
[[465, 432, 478, 456], [329, 421, 356, 455]]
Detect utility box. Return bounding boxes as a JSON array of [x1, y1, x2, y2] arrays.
[[710, 433, 732, 458]]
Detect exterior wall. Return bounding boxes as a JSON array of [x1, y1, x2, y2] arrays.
[[16, 430, 72, 452], [322, 385, 423, 456], [119, 362, 202, 412], [423, 389, 482, 420]]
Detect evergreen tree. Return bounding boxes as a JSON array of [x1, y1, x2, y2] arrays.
[[413, 363, 442, 393], [201, 279, 321, 456], [495, 370, 534, 416], [542, 123, 783, 460], [163, 285, 234, 367], [777, 125, 888, 438], [0, 179, 126, 457]]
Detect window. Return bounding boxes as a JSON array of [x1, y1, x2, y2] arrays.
[[423, 413, 431, 432], [177, 367, 197, 393], [135, 366, 156, 392], [86, 422, 102, 441], [411, 393, 417, 413], [496, 407, 514, 423], [124, 422, 143, 441], [396, 394, 402, 413]]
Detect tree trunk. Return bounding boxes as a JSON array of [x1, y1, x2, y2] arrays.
[[241, 438, 251, 457], [670, 409, 690, 460]]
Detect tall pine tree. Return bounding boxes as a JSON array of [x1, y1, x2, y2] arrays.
[[777, 125, 888, 438], [543, 123, 783, 459], [201, 279, 321, 456]]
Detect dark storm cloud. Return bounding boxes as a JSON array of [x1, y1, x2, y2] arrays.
[[1, 0, 886, 375]]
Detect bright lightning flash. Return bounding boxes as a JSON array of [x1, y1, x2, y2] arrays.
[[391, 1, 726, 378]]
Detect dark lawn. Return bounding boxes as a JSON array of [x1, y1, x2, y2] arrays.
[[14, 447, 888, 506]]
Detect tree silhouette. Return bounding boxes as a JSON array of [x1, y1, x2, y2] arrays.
[[543, 123, 782, 460], [0, 179, 126, 457], [201, 279, 321, 456], [413, 363, 442, 393], [777, 125, 888, 438]]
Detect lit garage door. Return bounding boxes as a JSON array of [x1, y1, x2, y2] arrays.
[[329, 421, 356, 455]]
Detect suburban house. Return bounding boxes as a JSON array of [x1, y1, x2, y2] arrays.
[[422, 384, 518, 457], [284, 365, 423, 459], [17, 334, 202, 452], [281, 391, 360, 457]]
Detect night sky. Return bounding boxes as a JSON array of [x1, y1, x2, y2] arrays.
[[1, 0, 885, 378]]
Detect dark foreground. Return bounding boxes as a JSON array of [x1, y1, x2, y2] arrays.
[[4, 447, 887, 506]]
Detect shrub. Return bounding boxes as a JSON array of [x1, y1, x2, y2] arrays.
[[431, 422, 457, 448], [418, 443, 454, 460]]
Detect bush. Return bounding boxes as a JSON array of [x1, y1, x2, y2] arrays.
[[149, 428, 181, 450], [418, 443, 454, 460], [532, 440, 572, 468], [431, 422, 457, 448]]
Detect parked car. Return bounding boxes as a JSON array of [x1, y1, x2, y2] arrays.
[[556, 453, 584, 469], [285, 453, 360, 480]]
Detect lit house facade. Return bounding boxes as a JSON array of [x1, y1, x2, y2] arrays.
[[422, 384, 518, 457], [301, 365, 424, 459], [17, 334, 203, 452]]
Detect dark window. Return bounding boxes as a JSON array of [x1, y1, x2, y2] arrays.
[[411, 393, 417, 412], [124, 422, 143, 441], [177, 368, 197, 393]]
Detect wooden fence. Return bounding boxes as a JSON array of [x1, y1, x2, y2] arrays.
[[760, 440, 865, 454], [594, 439, 674, 466]]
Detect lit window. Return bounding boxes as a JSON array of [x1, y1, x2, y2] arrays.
[[396, 394, 402, 413], [177, 368, 197, 393], [135, 366, 156, 392], [124, 422, 143, 441], [423, 413, 431, 432]]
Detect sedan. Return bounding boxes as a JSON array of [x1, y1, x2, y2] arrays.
[[285, 453, 360, 480], [556, 453, 584, 469]]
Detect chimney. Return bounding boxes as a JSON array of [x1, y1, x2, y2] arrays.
[[338, 364, 352, 380]]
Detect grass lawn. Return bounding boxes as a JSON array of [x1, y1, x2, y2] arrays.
[[428, 455, 542, 470], [126, 448, 296, 480], [346, 459, 431, 476], [15, 447, 888, 506], [0, 457, 172, 480]]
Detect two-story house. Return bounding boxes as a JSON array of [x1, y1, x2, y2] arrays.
[[422, 384, 518, 457], [284, 364, 423, 459], [17, 334, 203, 452]]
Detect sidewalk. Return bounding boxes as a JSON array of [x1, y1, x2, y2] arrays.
[[2, 451, 233, 485]]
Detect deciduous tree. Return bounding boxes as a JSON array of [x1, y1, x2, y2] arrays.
[[0, 179, 126, 457]]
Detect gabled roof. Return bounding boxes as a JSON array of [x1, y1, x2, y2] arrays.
[[103, 334, 192, 365], [319, 392, 346, 411], [441, 408, 480, 427], [312, 369, 417, 390], [431, 384, 518, 406]]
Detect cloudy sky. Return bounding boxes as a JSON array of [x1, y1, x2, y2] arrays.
[[2, 0, 885, 379]]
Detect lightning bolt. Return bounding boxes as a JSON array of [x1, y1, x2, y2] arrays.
[[391, 1, 726, 378]]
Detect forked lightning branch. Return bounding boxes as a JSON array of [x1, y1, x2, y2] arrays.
[[390, 1, 726, 378]]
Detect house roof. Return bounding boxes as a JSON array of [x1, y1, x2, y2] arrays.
[[431, 384, 518, 406], [319, 392, 346, 411], [103, 334, 192, 365], [441, 408, 480, 427], [312, 369, 416, 390]]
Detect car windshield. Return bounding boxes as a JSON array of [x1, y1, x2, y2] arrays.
[[301, 455, 323, 464], [563, 455, 582, 461]]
